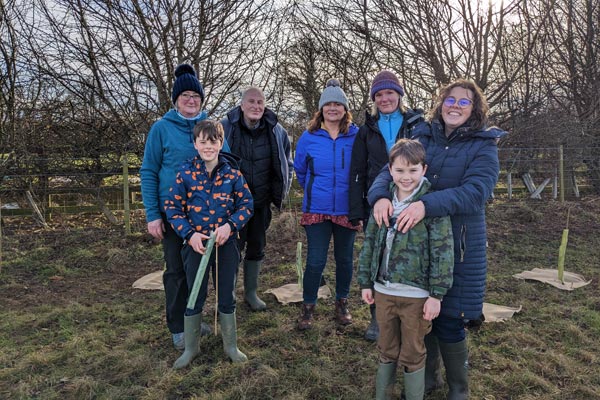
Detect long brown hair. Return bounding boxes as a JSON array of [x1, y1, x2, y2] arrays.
[[428, 79, 489, 130], [307, 109, 354, 134]]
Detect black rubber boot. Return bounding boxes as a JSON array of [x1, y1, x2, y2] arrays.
[[424, 333, 444, 393], [439, 339, 469, 400], [364, 303, 379, 341], [243, 260, 267, 311]]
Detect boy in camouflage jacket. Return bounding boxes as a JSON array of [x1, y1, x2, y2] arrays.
[[357, 139, 453, 400]]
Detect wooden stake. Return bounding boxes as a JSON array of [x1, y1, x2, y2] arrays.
[[214, 244, 219, 335]]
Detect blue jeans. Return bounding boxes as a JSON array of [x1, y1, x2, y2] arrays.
[[303, 221, 356, 304]]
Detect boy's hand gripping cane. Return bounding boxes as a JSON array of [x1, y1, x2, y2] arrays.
[[186, 232, 217, 310]]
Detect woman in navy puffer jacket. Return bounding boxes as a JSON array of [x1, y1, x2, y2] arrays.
[[367, 79, 506, 399], [294, 79, 360, 331]]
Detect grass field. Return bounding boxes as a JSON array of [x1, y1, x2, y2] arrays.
[[1, 198, 599, 399]]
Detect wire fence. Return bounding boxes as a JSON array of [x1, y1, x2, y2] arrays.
[[1, 146, 599, 228]]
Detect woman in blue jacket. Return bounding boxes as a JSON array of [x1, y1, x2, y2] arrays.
[[294, 79, 360, 331], [368, 79, 506, 399]]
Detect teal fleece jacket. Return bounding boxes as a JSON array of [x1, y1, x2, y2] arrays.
[[141, 109, 208, 223]]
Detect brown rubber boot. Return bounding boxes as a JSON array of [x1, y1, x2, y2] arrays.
[[335, 298, 353, 325], [297, 303, 315, 330]]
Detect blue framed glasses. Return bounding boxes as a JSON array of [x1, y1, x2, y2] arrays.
[[443, 96, 473, 108]]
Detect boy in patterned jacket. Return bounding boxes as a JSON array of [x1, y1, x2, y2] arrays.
[[165, 120, 253, 369], [357, 139, 454, 400]]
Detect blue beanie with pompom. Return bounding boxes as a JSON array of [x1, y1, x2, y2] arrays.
[[171, 64, 205, 104]]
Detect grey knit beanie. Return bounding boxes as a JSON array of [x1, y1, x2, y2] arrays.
[[172, 64, 205, 104], [318, 79, 349, 110], [370, 70, 404, 100]]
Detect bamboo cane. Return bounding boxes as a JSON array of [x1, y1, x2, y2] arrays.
[[296, 241, 303, 288], [557, 208, 571, 284], [186, 232, 217, 310], [214, 244, 219, 335]]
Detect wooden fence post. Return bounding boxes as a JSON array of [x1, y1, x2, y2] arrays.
[[123, 153, 131, 235], [553, 168, 558, 199], [559, 145, 564, 203], [0, 198, 3, 273], [572, 173, 580, 198], [507, 172, 512, 200]]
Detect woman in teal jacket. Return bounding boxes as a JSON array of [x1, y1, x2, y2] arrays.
[[141, 64, 227, 351]]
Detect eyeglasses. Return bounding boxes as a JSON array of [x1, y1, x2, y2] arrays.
[[443, 96, 473, 108], [180, 93, 202, 101]]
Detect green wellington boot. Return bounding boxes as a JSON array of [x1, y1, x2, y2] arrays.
[[424, 333, 444, 393], [439, 339, 469, 400], [244, 260, 267, 311], [219, 311, 248, 363], [403, 367, 425, 400], [375, 362, 397, 400], [173, 314, 202, 369]]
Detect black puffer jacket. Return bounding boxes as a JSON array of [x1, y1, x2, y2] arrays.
[[348, 108, 424, 223], [222, 106, 293, 209]]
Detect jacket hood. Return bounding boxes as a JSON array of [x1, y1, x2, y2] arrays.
[[387, 176, 431, 200], [218, 151, 242, 169]]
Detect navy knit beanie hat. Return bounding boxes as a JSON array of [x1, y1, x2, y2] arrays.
[[318, 79, 349, 110], [172, 64, 205, 104], [370, 70, 404, 100]]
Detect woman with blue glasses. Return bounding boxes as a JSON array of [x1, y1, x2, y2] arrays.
[[367, 79, 506, 399]]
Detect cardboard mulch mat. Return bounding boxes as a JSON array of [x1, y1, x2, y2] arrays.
[[513, 268, 591, 291], [265, 283, 331, 305], [132, 270, 164, 290], [482, 302, 521, 322]]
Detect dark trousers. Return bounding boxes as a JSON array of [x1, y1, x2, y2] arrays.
[[302, 220, 356, 303], [161, 213, 188, 334], [237, 204, 272, 261], [181, 240, 240, 315], [431, 314, 467, 343]]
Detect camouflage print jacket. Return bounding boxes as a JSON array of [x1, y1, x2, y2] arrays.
[[357, 180, 454, 299]]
